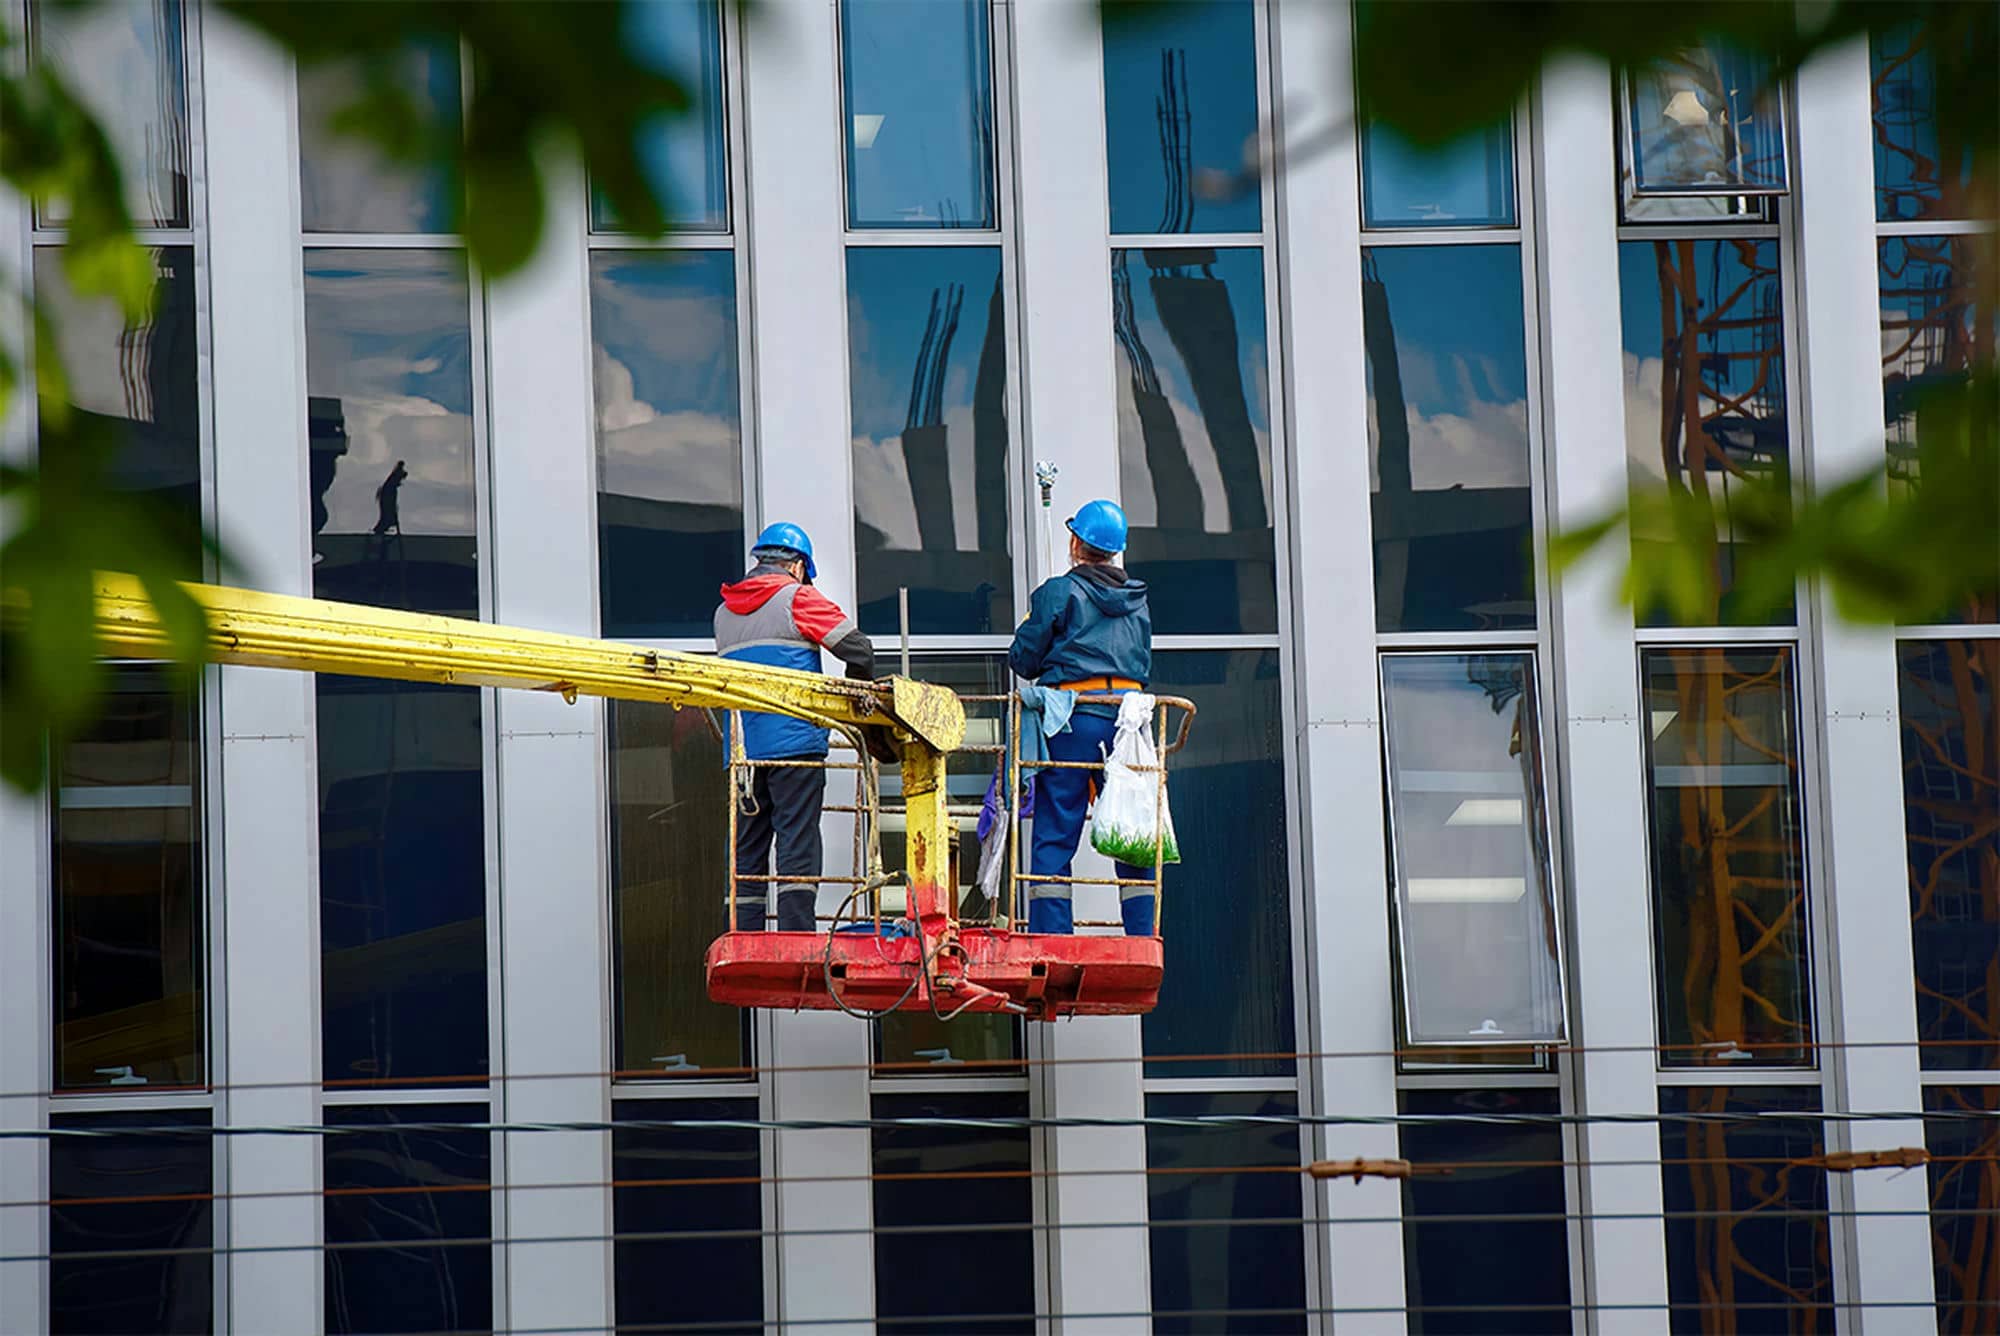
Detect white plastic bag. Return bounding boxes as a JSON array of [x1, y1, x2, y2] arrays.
[[1090, 693, 1180, 866]]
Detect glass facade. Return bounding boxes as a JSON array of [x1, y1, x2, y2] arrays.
[[596, 0, 730, 233], [1381, 652, 1563, 1047], [323, 1105, 492, 1335], [847, 246, 1013, 634], [1642, 647, 1812, 1068], [1112, 246, 1276, 634], [1870, 15, 1998, 224], [49, 1111, 212, 1335], [839, 0, 995, 230], [1923, 1086, 2000, 1332], [297, 42, 463, 234], [52, 669, 203, 1090], [1621, 43, 1787, 200], [1363, 244, 1534, 632], [613, 1099, 764, 1333], [591, 249, 745, 638]]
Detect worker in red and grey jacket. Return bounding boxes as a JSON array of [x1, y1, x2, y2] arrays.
[[714, 523, 875, 932]]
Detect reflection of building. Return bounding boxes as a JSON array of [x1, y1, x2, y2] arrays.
[[1363, 253, 1534, 629]]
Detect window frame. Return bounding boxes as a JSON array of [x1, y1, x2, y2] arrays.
[[1614, 52, 1792, 204]]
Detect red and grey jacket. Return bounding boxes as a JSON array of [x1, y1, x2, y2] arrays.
[[714, 564, 875, 760]]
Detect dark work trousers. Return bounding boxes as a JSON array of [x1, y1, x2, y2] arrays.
[[1026, 710, 1157, 937], [734, 762, 826, 931]]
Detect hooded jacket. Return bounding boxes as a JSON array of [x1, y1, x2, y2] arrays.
[[715, 564, 875, 760], [1008, 564, 1151, 706]]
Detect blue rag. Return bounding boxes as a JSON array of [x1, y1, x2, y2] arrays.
[[1016, 684, 1077, 770]]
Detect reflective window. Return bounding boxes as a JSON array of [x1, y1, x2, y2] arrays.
[[1399, 1090, 1570, 1332], [1924, 1086, 2000, 1331], [50, 1110, 211, 1335], [840, 0, 995, 230], [298, 43, 462, 234], [847, 246, 1013, 634], [1146, 1090, 1306, 1335], [1112, 247, 1275, 635], [30, 0, 190, 229], [324, 1104, 491, 1336], [1659, 1087, 1832, 1333], [876, 656, 1022, 1070], [319, 678, 487, 1086], [608, 699, 747, 1076], [1879, 233, 1998, 624], [595, 0, 729, 233], [613, 1099, 764, 1334], [1363, 245, 1534, 632], [873, 1092, 1034, 1334], [1870, 16, 1997, 223], [1360, 119, 1516, 231], [591, 250, 745, 638], [53, 669, 202, 1090], [1101, 0, 1261, 236], [1621, 44, 1786, 199], [34, 246, 203, 575], [1642, 647, 1812, 1067], [1143, 651, 1293, 1078], [1381, 653, 1563, 1047], [305, 249, 479, 620], [1618, 238, 1792, 627], [1898, 640, 1999, 1070]]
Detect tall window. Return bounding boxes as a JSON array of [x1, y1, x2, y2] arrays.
[[50, 1112, 213, 1334], [590, 0, 746, 640], [841, 0, 1016, 639], [613, 1100, 765, 1332]]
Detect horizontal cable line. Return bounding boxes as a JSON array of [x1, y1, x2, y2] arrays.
[[14, 1207, 1998, 1267], [12, 1036, 1995, 1101], [10, 1107, 1999, 1143], [17, 1150, 1995, 1212]]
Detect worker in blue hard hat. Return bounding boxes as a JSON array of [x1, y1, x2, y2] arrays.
[[716, 523, 876, 932], [1007, 499, 1155, 936]]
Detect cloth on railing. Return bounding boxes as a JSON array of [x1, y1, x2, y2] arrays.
[[1015, 684, 1077, 768]]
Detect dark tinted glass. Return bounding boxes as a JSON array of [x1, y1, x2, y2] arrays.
[[613, 1099, 764, 1334], [1381, 653, 1564, 1046], [318, 677, 487, 1086], [1898, 639, 1999, 1070], [1143, 651, 1293, 1079], [305, 249, 479, 619], [595, 0, 729, 233], [1870, 16, 1998, 223], [1618, 238, 1792, 627], [1146, 1090, 1306, 1334], [1659, 1086, 1831, 1334], [1642, 647, 1812, 1067], [50, 1110, 211, 1335], [31, 0, 189, 228], [1363, 245, 1534, 632], [847, 246, 1013, 634], [873, 1092, 1034, 1333], [1101, 0, 1261, 235], [591, 249, 745, 638], [1879, 233, 1998, 624], [299, 43, 462, 233], [324, 1104, 491, 1336], [609, 699, 748, 1076], [1112, 247, 1275, 634], [53, 669, 202, 1089], [34, 246, 203, 576], [1399, 1089, 1570, 1332], [1924, 1086, 2000, 1331], [876, 655, 1022, 1070], [840, 0, 995, 229]]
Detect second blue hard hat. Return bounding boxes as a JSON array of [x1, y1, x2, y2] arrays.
[[1066, 499, 1128, 556], [753, 521, 817, 581]]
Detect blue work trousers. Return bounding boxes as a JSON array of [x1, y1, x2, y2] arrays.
[[1026, 710, 1157, 936]]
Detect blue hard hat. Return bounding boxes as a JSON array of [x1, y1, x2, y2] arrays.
[[753, 521, 816, 580], [1066, 499, 1128, 556]]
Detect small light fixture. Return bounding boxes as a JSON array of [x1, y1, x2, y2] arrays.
[[853, 114, 885, 149], [1662, 88, 1711, 128]]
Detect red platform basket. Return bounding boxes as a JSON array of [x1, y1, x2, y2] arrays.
[[706, 927, 1164, 1019]]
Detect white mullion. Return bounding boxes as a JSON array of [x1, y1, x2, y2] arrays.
[[1632, 624, 1803, 646], [1359, 227, 1525, 246], [1873, 217, 1997, 238], [319, 1086, 490, 1109], [585, 230, 734, 251], [610, 1081, 762, 1102], [1108, 230, 1272, 249]]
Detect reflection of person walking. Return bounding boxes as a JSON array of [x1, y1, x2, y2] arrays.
[[715, 524, 876, 932], [1008, 499, 1155, 937], [372, 460, 408, 536]]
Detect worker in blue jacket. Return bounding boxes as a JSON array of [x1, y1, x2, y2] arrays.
[[1008, 499, 1155, 937]]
